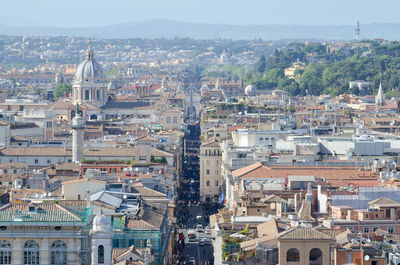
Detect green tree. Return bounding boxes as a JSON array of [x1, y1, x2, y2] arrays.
[[255, 55, 266, 73], [54, 84, 72, 98]]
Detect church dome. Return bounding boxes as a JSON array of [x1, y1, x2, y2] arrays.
[[92, 210, 110, 232], [74, 44, 105, 82], [245, 84, 256, 96]]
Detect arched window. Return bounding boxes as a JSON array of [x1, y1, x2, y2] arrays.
[[259, 138, 263, 144], [98, 245, 104, 264], [265, 138, 269, 146], [51, 240, 67, 265], [0, 240, 11, 264], [309, 248, 322, 265], [287, 248, 299, 262], [271, 137, 275, 144], [24, 240, 39, 264]]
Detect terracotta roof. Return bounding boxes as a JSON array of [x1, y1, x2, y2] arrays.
[[112, 245, 145, 262], [55, 163, 80, 171], [232, 162, 377, 183], [0, 146, 173, 158], [257, 218, 280, 237], [201, 140, 220, 147], [49, 101, 74, 109], [277, 227, 331, 240], [0, 162, 26, 169], [232, 162, 263, 178]]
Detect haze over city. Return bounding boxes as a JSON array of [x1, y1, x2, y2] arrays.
[[1, 0, 399, 27]]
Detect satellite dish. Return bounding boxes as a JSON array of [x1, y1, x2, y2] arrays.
[[364, 255, 370, 261], [366, 239, 371, 243], [123, 195, 127, 200], [284, 225, 290, 230]]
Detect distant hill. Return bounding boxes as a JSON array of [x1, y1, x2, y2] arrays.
[[0, 20, 400, 40]]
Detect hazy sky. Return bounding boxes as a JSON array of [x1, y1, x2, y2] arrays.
[[1, 0, 399, 27]]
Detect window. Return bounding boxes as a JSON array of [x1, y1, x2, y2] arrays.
[[386, 209, 391, 218], [259, 138, 263, 144], [347, 253, 352, 264], [98, 245, 104, 264], [206, 181, 210, 187], [47, 159, 51, 164], [363, 227, 370, 233], [286, 248, 299, 262], [173, 116, 178, 123], [388, 227, 394, 233], [215, 180, 219, 187], [34, 159, 38, 164], [51, 240, 67, 265], [0, 240, 11, 264], [206, 169, 210, 175], [96, 90, 100, 100], [309, 248, 322, 265], [85, 90, 90, 100], [24, 240, 39, 264], [46, 121, 52, 128], [373, 227, 378, 232], [365, 214, 368, 218], [166, 117, 171, 123]]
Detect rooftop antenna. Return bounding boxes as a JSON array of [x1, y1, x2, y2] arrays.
[[355, 20, 360, 41]]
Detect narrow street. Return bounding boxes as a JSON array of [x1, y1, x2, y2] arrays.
[[174, 121, 215, 265]]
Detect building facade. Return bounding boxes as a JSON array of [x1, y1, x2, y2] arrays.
[[199, 140, 222, 202]]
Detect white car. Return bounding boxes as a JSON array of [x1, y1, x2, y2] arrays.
[[196, 224, 204, 233]]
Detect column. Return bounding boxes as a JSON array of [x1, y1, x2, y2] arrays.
[[12, 238, 22, 265], [67, 238, 75, 265], [40, 238, 50, 265]]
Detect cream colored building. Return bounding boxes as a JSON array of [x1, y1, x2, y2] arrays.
[[199, 140, 222, 202], [161, 108, 183, 131], [0, 201, 91, 265], [277, 227, 331, 265]]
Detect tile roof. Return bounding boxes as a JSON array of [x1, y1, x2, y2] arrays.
[[126, 203, 167, 230], [0, 201, 90, 224], [0, 146, 173, 158], [277, 227, 331, 240], [232, 162, 378, 184], [0, 162, 26, 169], [368, 197, 400, 206], [232, 162, 263, 178]]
